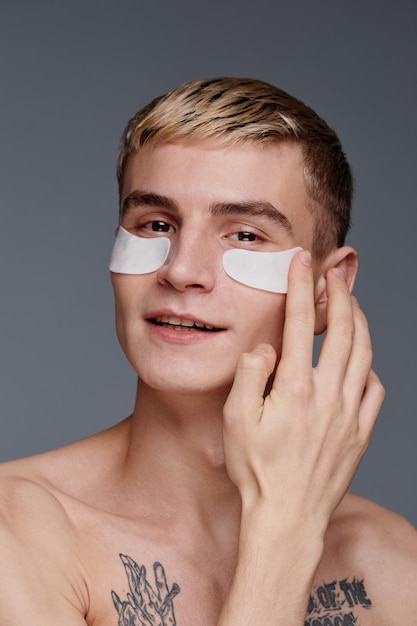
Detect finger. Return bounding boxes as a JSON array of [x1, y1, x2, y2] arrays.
[[153, 562, 169, 601], [316, 267, 354, 386], [224, 344, 276, 430], [125, 598, 148, 626], [160, 583, 181, 619], [120, 554, 144, 607], [357, 368, 385, 436], [119, 604, 145, 626], [341, 297, 374, 408], [279, 250, 315, 377], [111, 590, 123, 616], [139, 566, 162, 618]]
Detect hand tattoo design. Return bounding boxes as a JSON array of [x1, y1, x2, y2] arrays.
[[111, 554, 181, 626]]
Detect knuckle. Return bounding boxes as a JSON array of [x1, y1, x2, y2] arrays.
[[292, 306, 314, 327], [281, 372, 313, 400], [378, 382, 386, 402], [237, 351, 269, 374], [369, 371, 386, 402], [353, 303, 369, 327]]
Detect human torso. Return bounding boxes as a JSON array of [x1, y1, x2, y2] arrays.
[[0, 428, 414, 626]]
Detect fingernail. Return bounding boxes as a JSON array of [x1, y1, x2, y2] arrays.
[[300, 250, 311, 266], [351, 295, 360, 307], [332, 267, 345, 280]]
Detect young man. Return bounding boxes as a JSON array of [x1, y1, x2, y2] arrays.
[[0, 77, 416, 626]]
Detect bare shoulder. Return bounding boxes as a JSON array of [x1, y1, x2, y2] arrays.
[[326, 492, 417, 622], [0, 416, 131, 546], [0, 463, 77, 565], [0, 417, 130, 504], [0, 449, 81, 521], [0, 421, 130, 625], [0, 461, 89, 623], [332, 492, 417, 562]]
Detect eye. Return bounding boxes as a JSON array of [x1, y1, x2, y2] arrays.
[[145, 220, 175, 233], [237, 231, 257, 242], [229, 231, 260, 242]]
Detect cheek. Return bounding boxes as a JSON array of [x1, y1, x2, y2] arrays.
[[236, 288, 286, 353], [111, 274, 139, 350], [261, 306, 286, 354]]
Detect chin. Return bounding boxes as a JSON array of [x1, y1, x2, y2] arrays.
[[137, 365, 234, 397]]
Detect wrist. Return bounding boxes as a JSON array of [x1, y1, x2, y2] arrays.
[[238, 497, 325, 576], [218, 507, 324, 626]]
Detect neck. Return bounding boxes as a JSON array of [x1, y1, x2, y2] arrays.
[[119, 379, 241, 535]]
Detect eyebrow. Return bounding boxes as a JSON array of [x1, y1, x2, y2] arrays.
[[121, 190, 294, 236], [121, 190, 177, 217], [209, 201, 294, 236]]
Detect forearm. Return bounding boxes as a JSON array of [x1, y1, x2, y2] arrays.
[[217, 505, 324, 626]]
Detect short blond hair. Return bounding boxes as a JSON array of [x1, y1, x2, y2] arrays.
[[117, 77, 353, 258]]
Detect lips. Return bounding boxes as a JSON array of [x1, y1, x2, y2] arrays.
[[149, 315, 224, 332]]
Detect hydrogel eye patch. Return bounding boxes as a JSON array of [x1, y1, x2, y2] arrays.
[[109, 227, 302, 293], [222, 246, 303, 293], [109, 226, 170, 274]]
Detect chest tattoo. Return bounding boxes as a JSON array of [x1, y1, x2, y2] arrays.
[[305, 578, 372, 625], [111, 555, 372, 626], [111, 554, 181, 625]]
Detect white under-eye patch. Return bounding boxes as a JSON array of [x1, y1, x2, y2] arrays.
[[109, 226, 302, 293], [109, 226, 170, 274], [223, 247, 303, 293]]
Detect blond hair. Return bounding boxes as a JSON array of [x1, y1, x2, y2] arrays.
[[117, 77, 353, 258]]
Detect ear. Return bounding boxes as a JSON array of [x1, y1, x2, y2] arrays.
[[313, 246, 358, 335]]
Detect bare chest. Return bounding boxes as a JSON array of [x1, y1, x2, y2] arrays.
[[82, 532, 381, 626], [87, 559, 379, 626], [66, 498, 388, 626], [80, 515, 234, 626]]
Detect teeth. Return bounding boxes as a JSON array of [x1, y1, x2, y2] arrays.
[[154, 316, 215, 330], [178, 318, 194, 327]]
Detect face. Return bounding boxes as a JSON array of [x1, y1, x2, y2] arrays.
[[111, 140, 315, 396]]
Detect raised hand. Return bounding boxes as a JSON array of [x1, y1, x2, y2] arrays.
[[223, 249, 385, 530], [218, 251, 385, 624]]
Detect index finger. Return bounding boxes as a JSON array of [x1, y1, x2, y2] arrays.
[[278, 250, 315, 378]]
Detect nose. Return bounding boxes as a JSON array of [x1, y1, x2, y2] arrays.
[[157, 230, 216, 292]]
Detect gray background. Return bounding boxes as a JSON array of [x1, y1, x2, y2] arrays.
[[1, 1, 416, 526]]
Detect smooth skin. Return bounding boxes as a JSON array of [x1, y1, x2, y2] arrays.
[[0, 141, 416, 626], [220, 254, 384, 625]]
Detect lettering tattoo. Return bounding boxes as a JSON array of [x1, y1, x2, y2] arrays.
[[111, 554, 181, 625], [305, 578, 372, 626]]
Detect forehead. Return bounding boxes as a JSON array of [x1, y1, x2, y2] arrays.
[[121, 140, 314, 247]]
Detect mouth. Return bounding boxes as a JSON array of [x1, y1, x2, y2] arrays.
[[149, 315, 225, 333]]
